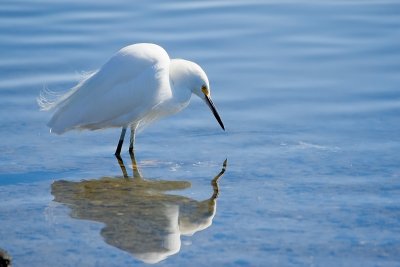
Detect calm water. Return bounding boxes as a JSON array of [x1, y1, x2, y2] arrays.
[[1, 0, 400, 266]]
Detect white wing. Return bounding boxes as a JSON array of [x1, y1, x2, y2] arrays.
[[46, 43, 171, 134]]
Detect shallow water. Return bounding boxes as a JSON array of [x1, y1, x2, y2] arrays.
[[1, 0, 400, 266]]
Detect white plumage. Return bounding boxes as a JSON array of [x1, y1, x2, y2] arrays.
[[38, 43, 224, 155]]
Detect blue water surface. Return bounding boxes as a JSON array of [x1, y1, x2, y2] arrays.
[[0, 0, 400, 266]]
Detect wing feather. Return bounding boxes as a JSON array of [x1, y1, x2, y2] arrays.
[[46, 43, 171, 134]]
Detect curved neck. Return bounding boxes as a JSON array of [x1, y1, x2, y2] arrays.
[[165, 60, 194, 113], [164, 83, 191, 115]]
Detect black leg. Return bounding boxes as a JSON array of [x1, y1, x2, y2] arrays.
[[115, 126, 127, 156], [129, 125, 136, 153], [115, 154, 129, 178], [129, 150, 142, 179]]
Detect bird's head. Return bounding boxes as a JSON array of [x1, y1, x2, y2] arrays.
[[170, 59, 225, 131], [195, 83, 225, 131]]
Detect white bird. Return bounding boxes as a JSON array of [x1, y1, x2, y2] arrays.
[[38, 43, 225, 155]]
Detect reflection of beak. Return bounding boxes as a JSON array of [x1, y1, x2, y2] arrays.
[[204, 94, 225, 131]]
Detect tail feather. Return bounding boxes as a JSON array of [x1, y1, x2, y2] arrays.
[[38, 71, 97, 133], [47, 110, 70, 134], [37, 71, 96, 111]]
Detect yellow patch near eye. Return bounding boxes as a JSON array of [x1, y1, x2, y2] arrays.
[[201, 86, 209, 96]]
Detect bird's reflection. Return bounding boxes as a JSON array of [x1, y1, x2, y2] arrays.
[[51, 153, 227, 264]]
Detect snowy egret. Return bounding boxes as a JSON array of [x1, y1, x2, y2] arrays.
[[38, 43, 224, 155]]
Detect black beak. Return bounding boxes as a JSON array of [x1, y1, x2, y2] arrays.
[[205, 94, 225, 131]]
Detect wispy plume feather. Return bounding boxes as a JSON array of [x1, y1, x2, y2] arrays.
[[37, 71, 97, 111]]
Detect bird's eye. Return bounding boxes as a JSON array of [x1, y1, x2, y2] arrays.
[[201, 85, 209, 96]]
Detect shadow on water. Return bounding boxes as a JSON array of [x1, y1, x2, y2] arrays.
[[51, 153, 227, 264]]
